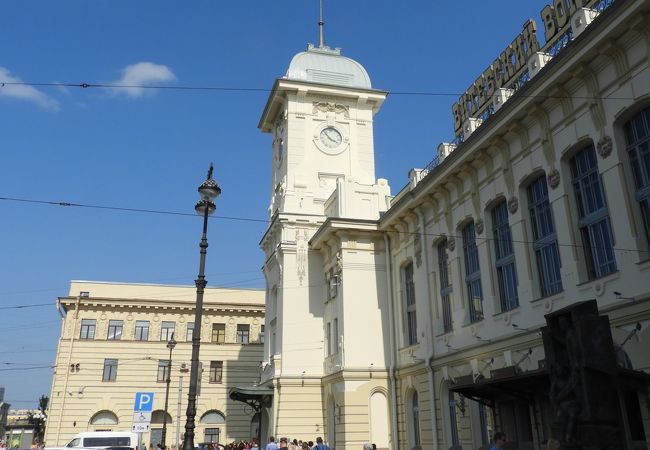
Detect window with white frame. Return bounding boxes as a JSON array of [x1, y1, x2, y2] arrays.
[[492, 200, 519, 311], [528, 175, 563, 296], [186, 322, 194, 341], [624, 106, 650, 249], [157, 360, 170, 382], [80, 319, 96, 339], [160, 321, 175, 341], [102, 359, 118, 382], [134, 320, 149, 341], [438, 240, 453, 333], [236, 324, 250, 344], [403, 262, 418, 346], [333, 318, 339, 354], [107, 320, 123, 340], [570, 144, 617, 278], [463, 222, 484, 322], [259, 325, 265, 344]]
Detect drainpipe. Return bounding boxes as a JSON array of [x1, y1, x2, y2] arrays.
[[415, 208, 440, 449], [383, 233, 399, 450], [55, 295, 81, 445]]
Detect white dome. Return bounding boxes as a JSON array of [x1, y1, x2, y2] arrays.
[[285, 44, 372, 89]]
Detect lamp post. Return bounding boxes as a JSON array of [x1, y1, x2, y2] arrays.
[[181, 164, 221, 450], [161, 333, 177, 449]]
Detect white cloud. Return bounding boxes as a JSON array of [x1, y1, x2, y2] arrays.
[[0, 67, 60, 111], [112, 62, 176, 98]]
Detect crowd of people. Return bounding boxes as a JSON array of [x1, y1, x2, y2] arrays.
[[199, 436, 377, 450]]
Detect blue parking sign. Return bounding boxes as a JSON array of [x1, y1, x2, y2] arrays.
[[134, 392, 154, 412]]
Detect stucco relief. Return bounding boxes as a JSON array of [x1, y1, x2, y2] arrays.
[[475, 219, 484, 235], [296, 229, 308, 284], [414, 233, 422, 268], [312, 101, 349, 117], [508, 196, 519, 214], [448, 237, 456, 251], [548, 169, 561, 189], [597, 135, 613, 158]]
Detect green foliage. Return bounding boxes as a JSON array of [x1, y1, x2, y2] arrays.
[[27, 395, 49, 444]]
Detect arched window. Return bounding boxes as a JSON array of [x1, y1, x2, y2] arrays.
[[151, 410, 173, 424], [624, 106, 650, 248], [569, 144, 616, 278], [200, 410, 226, 424], [462, 222, 483, 322], [89, 410, 118, 426], [491, 199, 518, 311], [402, 262, 418, 346]]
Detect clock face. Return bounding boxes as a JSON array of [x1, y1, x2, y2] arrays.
[[319, 127, 342, 149]]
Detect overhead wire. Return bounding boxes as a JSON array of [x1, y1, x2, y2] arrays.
[[2, 195, 649, 256], [0, 80, 640, 101]]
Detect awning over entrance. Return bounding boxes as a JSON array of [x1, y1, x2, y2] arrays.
[[229, 385, 273, 413], [450, 367, 549, 405]]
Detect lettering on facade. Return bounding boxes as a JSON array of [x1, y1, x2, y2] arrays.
[[452, 0, 599, 136], [452, 20, 539, 135]]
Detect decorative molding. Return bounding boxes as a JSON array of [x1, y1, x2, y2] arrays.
[[312, 102, 350, 117], [508, 196, 519, 214], [448, 237, 456, 252], [475, 218, 484, 235], [597, 135, 613, 158], [548, 169, 561, 190], [296, 229, 308, 285], [414, 233, 422, 268]]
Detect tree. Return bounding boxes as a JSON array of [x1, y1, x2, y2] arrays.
[[27, 395, 49, 444]]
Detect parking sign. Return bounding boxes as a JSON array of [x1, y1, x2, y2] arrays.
[[134, 392, 154, 412]]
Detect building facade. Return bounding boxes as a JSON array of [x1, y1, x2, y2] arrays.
[[252, 0, 650, 449], [45, 281, 265, 448]]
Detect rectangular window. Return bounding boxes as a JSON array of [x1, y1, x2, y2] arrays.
[[107, 320, 123, 340], [134, 320, 149, 341], [80, 319, 96, 339], [102, 358, 118, 382], [209, 361, 223, 383], [260, 325, 265, 344], [528, 175, 563, 296], [463, 222, 484, 322], [160, 321, 175, 341], [571, 145, 617, 278], [204, 428, 220, 444], [492, 200, 519, 311], [236, 324, 250, 344], [211, 323, 225, 343], [187, 322, 194, 341], [403, 262, 418, 345], [624, 107, 650, 247], [448, 391, 460, 446], [333, 318, 339, 354], [157, 360, 170, 382], [438, 241, 453, 333]]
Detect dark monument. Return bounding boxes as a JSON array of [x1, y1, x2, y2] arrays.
[[542, 300, 625, 450]]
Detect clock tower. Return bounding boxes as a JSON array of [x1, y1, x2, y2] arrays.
[[257, 42, 393, 449], [259, 43, 390, 219]]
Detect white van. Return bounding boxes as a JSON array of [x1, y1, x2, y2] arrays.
[[51, 431, 139, 450]]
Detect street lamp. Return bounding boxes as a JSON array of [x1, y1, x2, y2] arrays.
[[161, 333, 177, 449], [181, 164, 221, 450]]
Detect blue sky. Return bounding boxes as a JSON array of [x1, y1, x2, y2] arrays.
[[1, 1, 545, 408]]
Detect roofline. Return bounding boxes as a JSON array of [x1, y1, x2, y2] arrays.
[[258, 77, 388, 132], [380, 0, 633, 225], [69, 280, 264, 291]]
